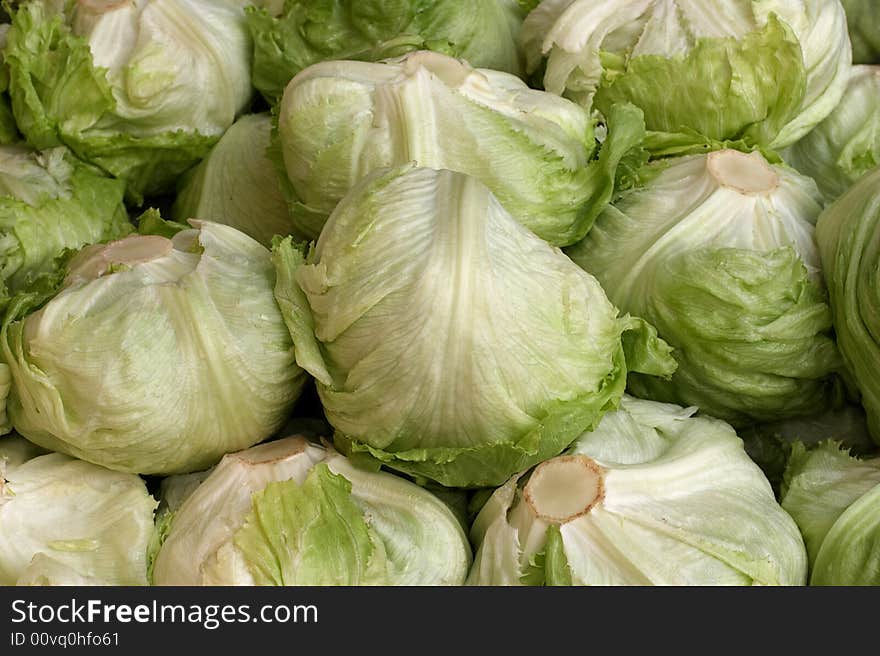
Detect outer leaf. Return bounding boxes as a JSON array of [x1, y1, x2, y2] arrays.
[[815, 167, 880, 442], [842, 0, 880, 64], [784, 66, 880, 202], [543, 524, 572, 585], [247, 0, 527, 104], [234, 464, 385, 586], [271, 237, 332, 386], [754, 1, 853, 149], [629, 246, 842, 426], [0, 449, 157, 585], [742, 404, 874, 496], [466, 475, 526, 586], [810, 484, 880, 585], [523, 0, 851, 151], [173, 113, 300, 247], [781, 441, 880, 564], [618, 314, 676, 379], [326, 452, 471, 584], [134, 209, 189, 239], [0, 145, 130, 308], [145, 509, 174, 586], [781, 441, 880, 585], [594, 16, 806, 152]]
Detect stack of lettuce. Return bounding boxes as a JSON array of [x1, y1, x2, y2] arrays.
[[0, 0, 877, 587]]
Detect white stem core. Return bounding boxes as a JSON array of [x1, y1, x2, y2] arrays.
[[78, 0, 129, 12], [401, 50, 472, 88], [707, 149, 778, 195], [67, 234, 174, 282], [229, 436, 311, 466], [524, 455, 604, 524]]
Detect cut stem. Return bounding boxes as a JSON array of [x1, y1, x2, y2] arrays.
[[524, 455, 604, 524], [707, 149, 778, 195], [66, 234, 174, 282], [401, 50, 473, 88], [77, 0, 130, 13], [228, 436, 311, 466]]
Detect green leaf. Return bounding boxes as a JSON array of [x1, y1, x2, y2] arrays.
[[0, 146, 131, 308], [233, 463, 385, 586], [519, 548, 547, 586], [271, 236, 332, 386], [781, 441, 880, 567], [630, 246, 842, 426], [135, 209, 189, 239], [146, 510, 174, 586], [247, 0, 526, 104], [744, 404, 874, 497], [594, 16, 807, 152], [619, 314, 676, 379], [784, 66, 880, 203], [811, 484, 880, 585], [5, 2, 114, 151], [843, 0, 880, 64], [336, 344, 628, 489], [558, 101, 646, 244], [640, 130, 781, 163], [68, 130, 219, 206], [544, 524, 572, 586], [815, 167, 880, 443]]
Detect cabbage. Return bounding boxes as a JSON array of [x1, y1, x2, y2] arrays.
[[568, 149, 842, 426], [785, 66, 880, 202], [173, 113, 300, 247], [0, 435, 157, 585], [781, 441, 880, 585], [276, 50, 644, 244], [0, 24, 19, 144], [5, 0, 252, 202], [842, 0, 880, 64], [247, 0, 530, 103], [0, 144, 131, 306], [276, 164, 675, 488], [741, 404, 875, 495], [468, 395, 808, 585], [815, 166, 880, 443], [152, 436, 472, 585], [521, 0, 851, 151], [0, 221, 307, 475]]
